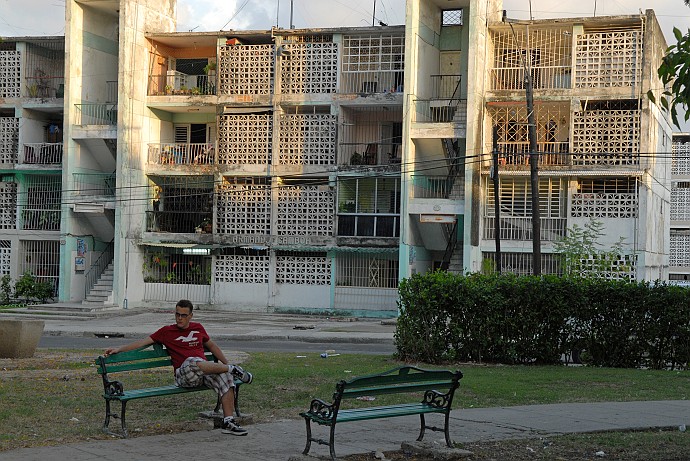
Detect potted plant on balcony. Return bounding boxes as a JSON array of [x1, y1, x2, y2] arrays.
[[198, 218, 212, 233]]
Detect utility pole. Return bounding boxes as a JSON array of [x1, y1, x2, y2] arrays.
[[525, 27, 541, 275], [491, 126, 502, 273]]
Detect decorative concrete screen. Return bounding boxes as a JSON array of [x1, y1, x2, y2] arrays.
[[575, 29, 642, 88], [280, 37, 338, 94], [672, 140, 690, 175], [276, 184, 334, 236], [0, 181, 17, 229], [672, 183, 690, 221], [0, 117, 19, 164], [0, 240, 10, 276], [275, 252, 330, 285], [216, 178, 271, 234], [0, 51, 21, 98], [571, 178, 638, 219], [572, 101, 640, 165], [278, 114, 336, 165], [218, 114, 272, 165], [215, 252, 269, 284], [670, 232, 690, 267], [219, 44, 273, 95]]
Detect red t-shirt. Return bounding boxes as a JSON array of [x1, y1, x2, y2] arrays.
[[150, 322, 210, 369]]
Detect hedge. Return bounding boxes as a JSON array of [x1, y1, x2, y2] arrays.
[[394, 272, 690, 370]]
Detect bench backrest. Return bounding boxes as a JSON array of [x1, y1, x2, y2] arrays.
[[337, 366, 462, 400], [95, 343, 216, 376]]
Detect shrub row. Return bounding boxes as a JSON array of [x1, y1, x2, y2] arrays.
[[394, 272, 690, 370]]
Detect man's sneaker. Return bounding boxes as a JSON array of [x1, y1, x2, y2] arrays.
[[231, 365, 253, 384], [221, 419, 248, 436]]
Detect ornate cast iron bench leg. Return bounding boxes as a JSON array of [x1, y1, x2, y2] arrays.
[[329, 424, 337, 461], [444, 411, 452, 447], [302, 418, 312, 455], [417, 413, 426, 442]]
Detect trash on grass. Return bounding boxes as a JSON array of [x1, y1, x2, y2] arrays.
[[356, 396, 376, 401]]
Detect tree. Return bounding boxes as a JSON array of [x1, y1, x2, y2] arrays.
[[648, 25, 690, 128], [553, 218, 630, 279]]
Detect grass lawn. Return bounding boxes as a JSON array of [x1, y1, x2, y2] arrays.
[[0, 348, 688, 455]]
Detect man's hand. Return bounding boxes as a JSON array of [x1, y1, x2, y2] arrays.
[[104, 347, 120, 357]]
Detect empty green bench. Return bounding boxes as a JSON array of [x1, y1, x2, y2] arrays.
[[95, 343, 244, 437], [300, 366, 463, 460]]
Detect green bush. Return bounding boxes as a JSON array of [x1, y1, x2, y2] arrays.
[[13, 271, 55, 304], [394, 272, 690, 370]]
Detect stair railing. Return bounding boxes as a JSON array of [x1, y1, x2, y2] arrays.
[[441, 220, 459, 270], [443, 139, 462, 198], [84, 240, 115, 298]]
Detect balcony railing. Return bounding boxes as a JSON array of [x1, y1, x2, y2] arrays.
[[483, 216, 566, 241], [148, 143, 217, 166], [339, 71, 404, 94], [74, 103, 118, 125], [146, 211, 212, 233], [73, 173, 116, 197], [412, 98, 466, 123], [21, 209, 60, 231], [411, 175, 464, 200], [337, 214, 400, 238], [22, 143, 63, 165], [429, 74, 462, 99], [148, 73, 216, 96], [491, 67, 572, 91], [497, 142, 570, 166], [25, 76, 65, 98], [340, 143, 401, 166]]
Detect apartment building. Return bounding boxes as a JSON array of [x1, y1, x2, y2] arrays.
[[402, 0, 672, 281], [671, 133, 690, 285], [0, 0, 673, 316], [0, 36, 65, 294]]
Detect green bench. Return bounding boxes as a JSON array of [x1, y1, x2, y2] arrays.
[[95, 343, 244, 437], [300, 366, 463, 460]]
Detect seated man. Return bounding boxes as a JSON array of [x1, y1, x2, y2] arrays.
[[104, 299, 252, 435]]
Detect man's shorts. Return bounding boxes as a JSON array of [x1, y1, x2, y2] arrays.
[[175, 356, 235, 396]]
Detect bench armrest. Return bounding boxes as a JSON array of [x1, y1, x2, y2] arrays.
[[305, 398, 337, 420], [422, 389, 452, 410], [105, 380, 125, 397]]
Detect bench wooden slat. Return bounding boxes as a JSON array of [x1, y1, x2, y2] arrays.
[[342, 369, 457, 389], [342, 380, 453, 398], [336, 403, 445, 422]]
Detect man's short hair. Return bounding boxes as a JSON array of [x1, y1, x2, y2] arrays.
[[176, 299, 194, 312]]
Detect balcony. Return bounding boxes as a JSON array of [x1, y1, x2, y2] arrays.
[[73, 173, 116, 197], [148, 143, 216, 166], [22, 143, 63, 165], [496, 142, 570, 167], [25, 75, 64, 98], [74, 103, 118, 125], [148, 72, 216, 96], [21, 209, 60, 231], [146, 211, 212, 234], [483, 216, 566, 241], [411, 175, 464, 200]]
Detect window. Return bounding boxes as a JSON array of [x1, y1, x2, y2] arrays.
[[442, 9, 463, 26]]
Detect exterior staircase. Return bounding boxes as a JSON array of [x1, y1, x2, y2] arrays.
[[83, 262, 115, 306]]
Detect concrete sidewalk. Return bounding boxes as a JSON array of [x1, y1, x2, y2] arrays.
[[0, 401, 687, 461]]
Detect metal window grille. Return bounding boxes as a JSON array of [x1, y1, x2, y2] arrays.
[[341, 33, 404, 93], [20, 239, 59, 294], [23, 39, 65, 99], [335, 253, 398, 288], [147, 176, 214, 233], [142, 248, 211, 285], [442, 9, 463, 26], [20, 175, 61, 231], [483, 177, 566, 241], [487, 103, 570, 166], [339, 106, 403, 166], [490, 27, 572, 90], [275, 251, 330, 285]]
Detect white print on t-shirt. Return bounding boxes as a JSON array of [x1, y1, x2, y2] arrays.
[[175, 330, 200, 343]]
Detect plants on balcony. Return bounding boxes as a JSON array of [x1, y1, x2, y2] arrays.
[[164, 85, 173, 95], [27, 84, 39, 98], [203, 61, 216, 75]]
